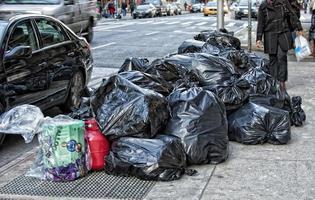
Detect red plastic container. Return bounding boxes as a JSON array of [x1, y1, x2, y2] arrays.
[[84, 119, 110, 170]]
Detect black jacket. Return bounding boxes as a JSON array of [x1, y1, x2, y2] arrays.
[[257, 0, 303, 54]]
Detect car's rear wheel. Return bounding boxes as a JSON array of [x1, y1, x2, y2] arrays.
[[85, 23, 94, 43], [60, 71, 84, 113], [204, 14, 208, 16], [0, 103, 5, 146]]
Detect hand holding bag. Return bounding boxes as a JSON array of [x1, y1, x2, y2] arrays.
[[295, 35, 311, 61]]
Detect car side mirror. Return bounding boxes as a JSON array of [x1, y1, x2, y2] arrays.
[[64, 0, 74, 5], [4, 46, 32, 61]]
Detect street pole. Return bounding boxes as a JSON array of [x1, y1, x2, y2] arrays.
[[248, 0, 252, 52], [217, 0, 224, 31]]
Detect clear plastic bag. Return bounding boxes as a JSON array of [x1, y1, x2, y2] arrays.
[[27, 115, 87, 181], [0, 105, 44, 143], [295, 35, 311, 61]]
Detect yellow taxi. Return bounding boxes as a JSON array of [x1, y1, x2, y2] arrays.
[[203, 1, 228, 16]]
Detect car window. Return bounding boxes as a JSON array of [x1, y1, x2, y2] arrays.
[[35, 18, 68, 47], [7, 20, 38, 51], [206, 2, 216, 7]]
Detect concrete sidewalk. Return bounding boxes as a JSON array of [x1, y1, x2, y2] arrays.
[[0, 60, 314, 200]]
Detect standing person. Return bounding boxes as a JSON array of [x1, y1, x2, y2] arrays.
[[130, 1, 135, 16], [310, 0, 315, 56], [256, 0, 303, 93], [303, 0, 308, 13], [121, 1, 127, 16], [184, 2, 187, 11], [289, 0, 301, 19], [108, 0, 115, 18]]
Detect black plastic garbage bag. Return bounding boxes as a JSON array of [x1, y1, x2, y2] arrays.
[[242, 67, 279, 95], [178, 39, 221, 55], [165, 87, 229, 165], [242, 67, 290, 109], [178, 39, 205, 54], [194, 30, 241, 50], [228, 102, 291, 145], [91, 75, 169, 140], [105, 135, 190, 181], [291, 96, 306, 127], [219, 49, 250, 74], [162, 53, 250, 111], [247, 53, 270, 74], [118, 57, 150, 73], [118, 71, 172, 96], [182, 53, 249, 110], [146, 57, 202, 87], [69, 101, 94, 120]]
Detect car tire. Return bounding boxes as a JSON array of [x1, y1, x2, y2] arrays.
[[60, 71, 84, 113], [85, 23, 93, 43], [204, 14, 208, 16], [0, 103, 5, 146]]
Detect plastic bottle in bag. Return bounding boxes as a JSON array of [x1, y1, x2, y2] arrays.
[[85, 119, 110, 170]]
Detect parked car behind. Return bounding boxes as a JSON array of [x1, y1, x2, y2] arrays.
[[234, 0, 260, 20], [203, 1, 228, 16], [0, 0, 97, 43], [191, 3, 204, 13], [133, 4, 157, 18], [143, 0, 164, 16], [166, 4, 175, 16], [0, 14, 93, 145], [172, 3, 182, 15]]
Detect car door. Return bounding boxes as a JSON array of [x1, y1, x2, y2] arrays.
[[3, 19, 49, 108], [34, 17, 78, 108]]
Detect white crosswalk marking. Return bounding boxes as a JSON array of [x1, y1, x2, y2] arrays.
[[173, 30, 199, 35], [210, 22, 217, 27], [137, 21, 153, 24], [181, 21, 193, 25], [92, 42, 116, 50], [166, 21, 180, 25], [196, 22, 208, 26], [152, 21, 167, 25], [94, 24, 130, 31], [226, 22, 236, 27], [145, 31, 159, 36]]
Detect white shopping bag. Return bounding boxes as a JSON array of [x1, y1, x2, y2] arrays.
[[294, 35, 311, 61]]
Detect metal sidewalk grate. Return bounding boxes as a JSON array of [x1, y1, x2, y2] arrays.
[[0, 172, 155, 199]]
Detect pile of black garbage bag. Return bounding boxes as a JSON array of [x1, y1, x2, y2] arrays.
[[72, 29, 306, 182]]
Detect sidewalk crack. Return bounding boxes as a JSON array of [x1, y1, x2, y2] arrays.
[[198, 165, 216, 200]]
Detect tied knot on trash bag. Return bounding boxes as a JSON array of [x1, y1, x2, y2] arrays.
[[118, 71, 173, 96], [118, 57, 150, 73], [194, 30, 241, 50], [291, 96, 306, 127]]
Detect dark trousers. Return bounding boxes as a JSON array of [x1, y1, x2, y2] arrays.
[[268, 45, 288, 82]]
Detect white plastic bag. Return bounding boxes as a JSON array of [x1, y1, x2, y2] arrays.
[[294, 35, 311, 61], [0, 105, 44, 143]]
